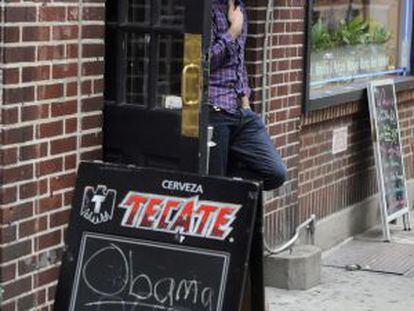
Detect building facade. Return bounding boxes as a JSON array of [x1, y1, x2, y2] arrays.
[[1, 0, 414, 309]]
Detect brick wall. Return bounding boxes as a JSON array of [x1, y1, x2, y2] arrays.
[[246, 0, 305, 246], [0, 1, 104, 309], [298, 91, 414, 223]]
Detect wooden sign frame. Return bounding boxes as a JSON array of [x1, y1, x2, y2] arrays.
[[367, 79, 412, 241]]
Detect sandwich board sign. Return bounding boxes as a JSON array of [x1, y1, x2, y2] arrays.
[[368, 79, 412, 241], [54, 161, 261, 311]]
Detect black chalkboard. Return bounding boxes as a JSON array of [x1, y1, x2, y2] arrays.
[[368, 79, 411, 239], [54, 162, 260, 311]]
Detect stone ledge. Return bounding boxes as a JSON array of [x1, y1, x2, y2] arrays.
[[264, 245, 322, 290]]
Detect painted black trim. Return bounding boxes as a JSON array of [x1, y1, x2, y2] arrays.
[[302, 0, 313, 113], [308, 76, 414, 111]]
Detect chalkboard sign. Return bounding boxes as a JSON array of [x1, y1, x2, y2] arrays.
[[54, 162, 260, 311], [368, 80, 411, 240]]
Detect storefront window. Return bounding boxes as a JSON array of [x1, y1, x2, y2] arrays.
[[308, 0, 413, 99]]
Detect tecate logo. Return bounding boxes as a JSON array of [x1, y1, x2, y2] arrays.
[[119, 192, 240, 241], [162, 180, 203, 194]]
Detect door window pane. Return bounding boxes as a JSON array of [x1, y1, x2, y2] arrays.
[[126, 33, 150, 105], [159, 0, 185, 27], [128, 0, 151, 23], [157, 34, 184, 108]]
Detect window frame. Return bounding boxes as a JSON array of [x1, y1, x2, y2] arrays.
[[105, 0, 186, 110], [303, 0, 414, 112]]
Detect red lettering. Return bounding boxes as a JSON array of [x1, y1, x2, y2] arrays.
[[169, 198, 196, 233], [210, 207, 235, 239], [157, 199, 181, 230], [140, 197, 164, 228], [119, 193, 147, 227], [194, 204, 218, 236]]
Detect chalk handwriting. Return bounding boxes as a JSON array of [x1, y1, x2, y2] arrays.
[[82, 244, 215, 311]]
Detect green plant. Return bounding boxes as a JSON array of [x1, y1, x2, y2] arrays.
[[333, 15, 370, 46], [311, 16, 392, 52], [311, 19, 335, 52], [370, 24, 391, 44]]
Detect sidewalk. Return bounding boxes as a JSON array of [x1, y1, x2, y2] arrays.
[[265, 215, 414, 311]]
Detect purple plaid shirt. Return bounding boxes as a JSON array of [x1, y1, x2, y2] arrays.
[[209, 0, 250, 114]]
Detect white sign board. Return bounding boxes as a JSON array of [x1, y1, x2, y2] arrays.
[[367, 79, 411, 241], [332, 127, 348, 155]]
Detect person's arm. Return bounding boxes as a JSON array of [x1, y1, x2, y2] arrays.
[[210, 23, 238, 71], [210, 1, 244, 71]]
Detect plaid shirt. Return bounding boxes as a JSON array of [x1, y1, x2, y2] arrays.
[[209, 0, 250, 114]]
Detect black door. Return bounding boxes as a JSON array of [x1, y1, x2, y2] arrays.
[[104, 0, 212, 173]]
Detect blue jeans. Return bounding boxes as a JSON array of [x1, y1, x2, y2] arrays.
[[209, 107, 288, 191]]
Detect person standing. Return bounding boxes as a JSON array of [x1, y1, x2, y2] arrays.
[[209, 0, 287, 191]]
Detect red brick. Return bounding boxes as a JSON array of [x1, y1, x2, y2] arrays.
[[4, 46, 36, 63], [51, 100, 77, 117], [37, 83, 64, 100], [3, 68, 19, 84], [4, 26, 20, 42], [38, 45, 65, 61], [49, 209, 70, 228], [66, 82, 78, 96], [5, 7, 37, 22], [52, 25, 79, 40], [4, 86, 35, 104], [82, 43, 104, 58], [52, 63, 78, 79], [0, 187, 18, 205], [19, 217, 47, 239], [36, 157, 63, 176], [39, 7, 66, 22], [82, 7, 105, 20], [64, 154, 77, 170], [23, 26, 50, 42], [0, 263, 16, 283], [1, 225, 17, 244], [81, 148, 102, 161], [50, 136, 77, 155], [82, 25, 104, 39], [39, 195, 62, 214], [65, 118, 78, 134], [82, 61, 104, 76], [0, 240, 32, 262], [21, 104, 50, 122], [19, 181, 39, 200], [81, 114, 102, 130], [1, 147, 18, 165], [37, 120, 64, 138], [50, 172, 76, 192], [2, 125, 33, 144], [36, 230, 62, 251], [66, 43, 79, 58], [36, 266, 60, 287], [3, 164, 34, 183], [22, 65, 50, 82], [81, 132, 102, 148], [2, 107, 19, 125], [19, 143, 48, 161]]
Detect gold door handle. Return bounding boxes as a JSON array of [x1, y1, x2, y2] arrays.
[[181, 63, 201, 106]]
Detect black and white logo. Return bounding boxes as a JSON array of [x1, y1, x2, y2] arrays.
[[80, 185, 116, 225]]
